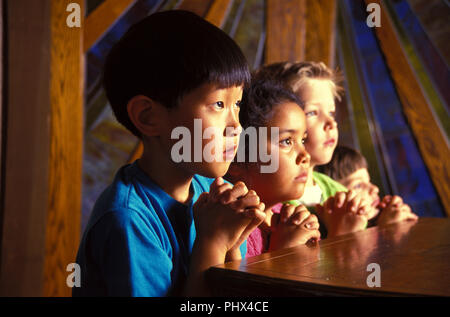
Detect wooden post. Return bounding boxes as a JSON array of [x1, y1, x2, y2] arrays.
[[304, 0, 337, 67], [44, 0, 84, 296], [0, 0, 84, 296], [266, 0, 306, 64]]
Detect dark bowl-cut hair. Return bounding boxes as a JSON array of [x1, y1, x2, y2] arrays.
[[318, 145, 368, 181], [239, 79, 303, 130], [103, 10, 251, 137]]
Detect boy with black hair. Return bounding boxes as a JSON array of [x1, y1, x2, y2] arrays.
[[74, 10, 265, 297]]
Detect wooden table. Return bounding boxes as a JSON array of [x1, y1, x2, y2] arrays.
[[207, 218, 450, 296]]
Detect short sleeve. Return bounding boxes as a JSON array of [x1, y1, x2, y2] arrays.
[[88, 209, 173, 296]]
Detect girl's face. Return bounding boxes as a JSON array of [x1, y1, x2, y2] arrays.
[[247, 102, 310, 206], [300, 79, 338, 167]]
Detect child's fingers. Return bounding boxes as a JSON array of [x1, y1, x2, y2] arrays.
[[304, 221, 320, 230], [356, 198, 371, 216], [211, 183, 233, 203], [219, 181, 249, 204], [294, 204, 309, 213], [242, 205, 266, 222], [379, 195, 392, 209], [230, 190, 260, 211], [302, 214, 319, 229], [389, 195, 403, 208], [345, 190, 357, 203], [209, 177, 225, 200], [346, 192, 362, 213], [258, 202, 265, 212], [280, 204, 296, 223], [407, 212, 419, 221], [290, 210, 311, 226], [334, 192, 347, 209], [401, 205, 418, 221], [402, 204, 412, 214], [306, 229, 321, 242], [324, 196, 335, 214], [208, 178, 220, 199]]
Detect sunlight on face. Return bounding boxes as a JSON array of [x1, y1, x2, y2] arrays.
[[300, 79, 338, 167], [248, 102, 310, 206]]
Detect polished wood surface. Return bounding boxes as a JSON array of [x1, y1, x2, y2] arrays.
[[368, 0, 450, 216], [208, 218, 450, 296]]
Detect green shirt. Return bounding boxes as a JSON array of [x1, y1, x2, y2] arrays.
[[286, 171, 348, 206], [312, 171, 348, 203]]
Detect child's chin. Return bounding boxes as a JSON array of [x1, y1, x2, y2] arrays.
[[283, 189, 305, 203], [193, 162, 232, 179]]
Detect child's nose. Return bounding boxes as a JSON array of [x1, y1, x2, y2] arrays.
[[297, 148, 310, 166], [225, 124, 242, 137], [225, 111, 241, 137], [370, 184, 379, 195], [324, 115, 337, 131]]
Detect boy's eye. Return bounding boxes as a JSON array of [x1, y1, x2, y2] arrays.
[[234, 100, 241, 108], [329, 111, 336, 118], [353, 183, 363, 190], [214, 101, 224, 109], [301, 137, 307, 144], [305, 110, 317, 117]]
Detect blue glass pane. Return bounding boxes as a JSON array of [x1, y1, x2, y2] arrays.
[[343, 0, 445, 217]]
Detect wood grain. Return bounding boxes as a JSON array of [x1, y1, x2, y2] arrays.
[[0, 0, 52, 297], [304, 0, 336, 67], [208, 218, 450, 296], [205, 0, 234, 29], [265, 0, 306, 64], [367, 0, 450, 216], [178, 0, 215, 18], [83, 0, 136, 52], [43, 0, 84, 296]]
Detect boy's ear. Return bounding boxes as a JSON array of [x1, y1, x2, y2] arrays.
[[127, 95, 164, 137]]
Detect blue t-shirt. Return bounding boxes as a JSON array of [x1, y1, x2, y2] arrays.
[[73, 161, 246, 297]]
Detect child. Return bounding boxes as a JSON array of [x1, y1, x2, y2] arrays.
[[226, 79, 321, 257], [74, 10, 266, 297], [252, 61, 374, 239], [320, 145, 418, 226]]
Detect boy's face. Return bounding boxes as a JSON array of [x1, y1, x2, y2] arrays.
[[340, 167, 380, 211], [248, 102, 310, 206], [300, 79, 338, 167], [160, 83, 243, 178]]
